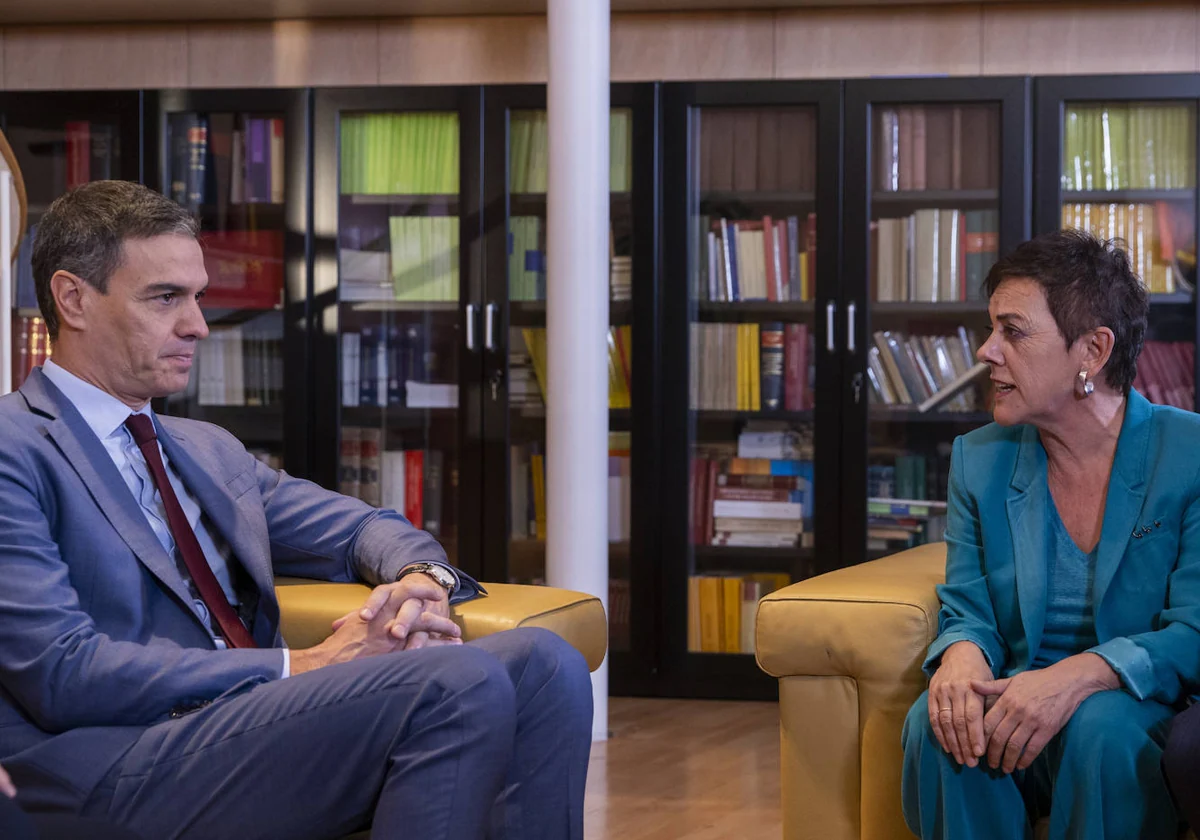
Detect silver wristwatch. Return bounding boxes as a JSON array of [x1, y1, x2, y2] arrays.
[[396, 562, 457, 594]]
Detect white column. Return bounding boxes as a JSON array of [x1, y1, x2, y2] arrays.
[[546, 0, 610, 741]]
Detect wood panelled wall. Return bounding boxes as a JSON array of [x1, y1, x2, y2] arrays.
[[0, 2, 1197, 90]]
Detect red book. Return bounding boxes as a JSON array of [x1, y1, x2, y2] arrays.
[[714, 486, 798, 502], [762, 215, 777, 302], [703, 460, 719, 546], [784, 323, 805, 411], [65, 122, 91, 189], [405, 450, 425, 529], [717, 474, 805, 490], [198, 230, 285, 309]]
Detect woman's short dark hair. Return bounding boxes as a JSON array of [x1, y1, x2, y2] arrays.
[[32, 180, 198, 341], [984, 229, 1149, 394]]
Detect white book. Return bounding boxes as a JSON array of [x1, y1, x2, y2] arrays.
[[712, 500, 803, 520], [405, 381, 458, 409]]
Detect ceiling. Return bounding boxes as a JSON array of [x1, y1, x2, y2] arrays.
[[0, 0, 1031, 25]]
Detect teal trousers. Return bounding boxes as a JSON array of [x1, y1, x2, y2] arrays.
[[901, 689, 1180, 840]]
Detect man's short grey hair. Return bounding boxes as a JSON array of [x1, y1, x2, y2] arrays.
[[32, 180, 199, 341]]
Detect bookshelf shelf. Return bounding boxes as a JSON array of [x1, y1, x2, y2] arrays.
[[510, 299, 634, 326], [342, 405, 460, 433], [696, 301, 815, 320], [16, 307, 41, 319], [872, 189, 999, 209], [510, 408, 634, 437], [1148, 292, 1195, 307], [201, 305, 285, 327], [510, 191, 631, 214], [699, 190, 815, 208], [869, 408, 993, 425], [1062, 189, 1195, 203], [870, 301, 990, 316], [693, 545, 816, 576], [343, 193, 460, 207], [693, 409, 814, 423], [175, 404, 284, 443], [342, 300, 460, 313]]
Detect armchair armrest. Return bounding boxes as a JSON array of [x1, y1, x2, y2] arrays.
[[755, 543, 946, 840], [274, 578, 608, 672]]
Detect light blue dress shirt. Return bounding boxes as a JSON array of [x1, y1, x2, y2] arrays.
[[42, 360, 290, 677]]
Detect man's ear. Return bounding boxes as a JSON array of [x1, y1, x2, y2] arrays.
[[50, 270, 90, 333]]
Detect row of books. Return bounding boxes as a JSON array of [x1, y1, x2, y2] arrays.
[[867, 496, 948, 554], [868, 452, 946, 503], [1135, 340, 1196, 411], [698, 214, 815, 303], [509, 217, 634, 302], [689, 322, 814, 412], [340, 325, 455, 408], [509, 110, 633, 194], [514, 327, 634, 410], [866, 327, 983, 411], [691, 437, 814, 547], [339, 427, 447, 537], [697, 109, 815, 193], [876, 105, 1000, 193], [340, 112, 460, 196], [10, 316, 51, 390], [167, 113, 285, 214], [509, 433, 632, 543], [63, 121, 117, 189], [178, 325, 284, 407], [687, 574, 793, 655], [1062, 203, 1184, 295], [338, 216, 460, 302], [872, 209, 998, 303], [1062, 103, 1195, 192]]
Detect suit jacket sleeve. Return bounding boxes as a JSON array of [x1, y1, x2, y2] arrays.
[[250, 455, 482, 601], [0, 440, 286, 732], [923, 435, 1010, 677]]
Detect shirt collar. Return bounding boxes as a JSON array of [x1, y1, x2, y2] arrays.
[[41, 359, 153, 442]]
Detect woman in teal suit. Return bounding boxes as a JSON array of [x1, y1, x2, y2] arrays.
[[901, 229, 1200, 839]]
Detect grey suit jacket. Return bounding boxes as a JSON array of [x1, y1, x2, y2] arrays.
[[0, 368, 476, 811]]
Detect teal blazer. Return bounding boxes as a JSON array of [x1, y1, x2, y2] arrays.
[[924, 389, 1200, 704]]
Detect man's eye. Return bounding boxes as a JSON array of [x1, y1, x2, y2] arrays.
[[195, 290, 206, 302], [160, 293, 176, 304]]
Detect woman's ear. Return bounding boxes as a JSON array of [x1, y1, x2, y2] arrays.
[[1081, 326, 1116, 377]]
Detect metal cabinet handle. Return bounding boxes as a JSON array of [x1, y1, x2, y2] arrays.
[[465, 304, 477, 351], [826, 302, 836, 353], [847, 302, 857, 354], [485, 302, 497, 351]]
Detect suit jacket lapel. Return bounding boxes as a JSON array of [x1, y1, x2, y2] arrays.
[[157, 425, 279, 643], [1094, 390, 1153, 623], [1007, 424, 1050, 664], [19, 370, 200, 614]]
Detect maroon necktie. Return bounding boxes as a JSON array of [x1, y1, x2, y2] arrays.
[[124, 413, 257, 649]]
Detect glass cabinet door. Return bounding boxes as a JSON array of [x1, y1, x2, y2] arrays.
[[499, 103, 636, 654], [844, 78, 1030, 568], [1057, 95, 1196, 410], [154, 93, 299, 472], [313, 90, 481, 572], [336, 108, 465, 565], [4, 92, 140, 394]]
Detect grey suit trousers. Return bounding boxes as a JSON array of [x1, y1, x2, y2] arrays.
[[77, 627, 593, 840]]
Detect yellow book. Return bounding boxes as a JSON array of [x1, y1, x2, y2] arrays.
[[749, 323, 761, 411], [522, 328, 549, 402], [687, 576, 702, 653], [530, 453, 547, 541], [721, 576, 742, 653], [698, 576, 723, 653]]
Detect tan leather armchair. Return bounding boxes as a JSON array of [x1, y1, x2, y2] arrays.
[[275, 578, 607, 840], [275, 578, 608, 672], [755, 543, 1192, 840]]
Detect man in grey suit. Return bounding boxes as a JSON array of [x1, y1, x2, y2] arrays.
[[0, 180, 593, 840]]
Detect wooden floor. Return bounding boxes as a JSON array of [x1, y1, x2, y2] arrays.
[[584, 697, 781, 840]]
